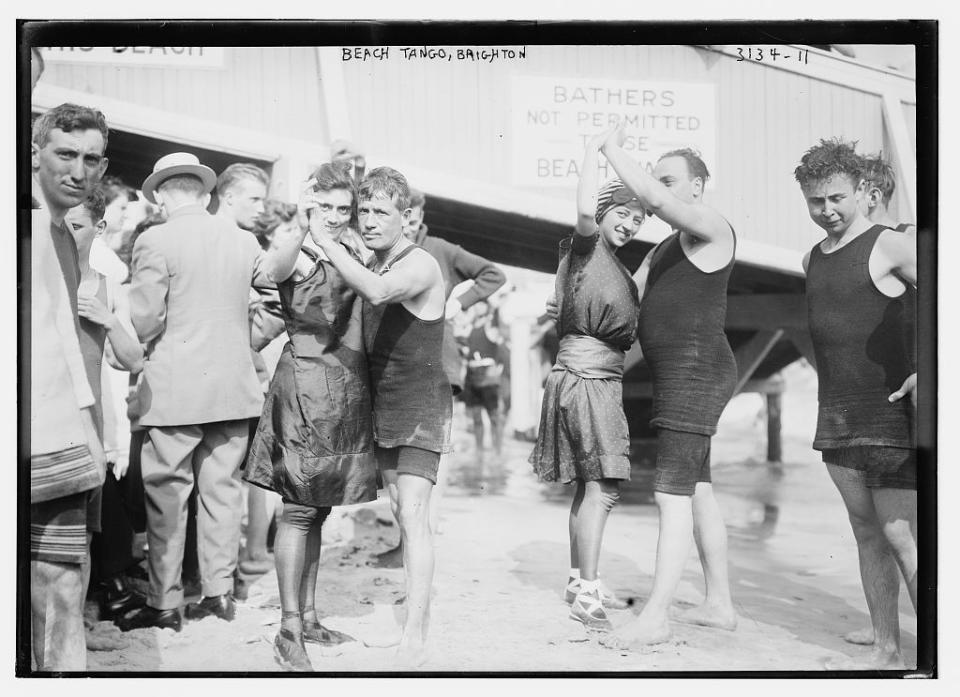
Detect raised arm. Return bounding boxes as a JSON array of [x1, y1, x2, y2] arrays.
[[576, 129, 615, 237], [262, 179, 318, 284], [600, 123, 729, 243]]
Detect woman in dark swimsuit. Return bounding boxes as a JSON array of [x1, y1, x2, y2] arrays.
[[531, 129, 645, 631], [244, 162, 376, 671]]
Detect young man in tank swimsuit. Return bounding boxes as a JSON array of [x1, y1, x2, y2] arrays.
[[795, 139, 917, 670], [310, 166, 450, 668]]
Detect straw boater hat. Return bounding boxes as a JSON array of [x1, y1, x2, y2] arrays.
[[142, 152, 217, 204]]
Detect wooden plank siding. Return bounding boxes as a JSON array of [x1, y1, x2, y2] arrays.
[[41, 45, 910, 257], [339, 45, 898, 257], [41, 47, 325, 141]]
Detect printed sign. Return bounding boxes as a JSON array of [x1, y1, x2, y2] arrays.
[[40, 46, 226, 69], [511, 76, 717, 188]]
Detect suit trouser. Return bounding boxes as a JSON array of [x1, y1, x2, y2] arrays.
[[140, 420, 249, 610]]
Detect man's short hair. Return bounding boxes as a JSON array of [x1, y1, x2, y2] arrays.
[[80, 187, 107, 224], [32, 102, 109, 151], [659, 148, 710, 183], [158, 174, 206, 198], [794, 138, 862, 189], [253, 198, 297, 250], [99, 175, 137, 205], [409, 187, 426, 209], [216, 162, 270, 195], [359, 167, 410, 211], [861, 154, 897, 205]]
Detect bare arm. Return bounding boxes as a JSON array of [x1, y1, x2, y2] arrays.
[[877, 229, 917, 286], [601, 123, 730, 244], [264, 223, 308, 284], [102, 312, 144, 373], [576, 129, 614, 237], [317, 237, 436, 306]]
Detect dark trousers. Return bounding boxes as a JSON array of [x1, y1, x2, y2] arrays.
[[89, 474, 136, 585]]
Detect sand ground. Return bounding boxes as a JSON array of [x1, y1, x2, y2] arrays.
[[83, 363, 921, 674]]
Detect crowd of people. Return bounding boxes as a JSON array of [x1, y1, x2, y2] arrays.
[[28, 44, 918, 673]]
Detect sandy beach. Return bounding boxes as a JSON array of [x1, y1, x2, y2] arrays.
[[82, 363, 919, 674]]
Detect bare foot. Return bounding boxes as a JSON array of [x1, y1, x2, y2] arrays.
[[599, 615, 671, 650], [823, 648, 906, 671], [843, 627, 875, 645], [672, 604, 737, 631], [395, 638, 428, 668]]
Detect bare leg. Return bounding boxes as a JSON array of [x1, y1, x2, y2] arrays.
[[576, 479, 620, 581], [487, 403, 504, 455], [824, 465, 904, 669], [395, 473, 434, 667], [569, 479, 586, 570], [470, 406, 485, 452], [674, 482, 737, 630], [31, 560, 87, 671], [872, 487, 917, 612], [372, 470, 403, 569], [601, 492, 692, 649]]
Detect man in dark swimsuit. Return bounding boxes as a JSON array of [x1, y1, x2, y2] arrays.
[[371, 185, 506, 568], [796, 139, 917, 670], [311, 167, 449, 668], [597, 124, 739, 650]]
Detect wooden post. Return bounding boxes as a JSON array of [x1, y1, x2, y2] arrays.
[[766, 392, 783, 463]]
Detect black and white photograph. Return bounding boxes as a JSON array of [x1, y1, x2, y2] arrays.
[[14, 13, 938, 678]]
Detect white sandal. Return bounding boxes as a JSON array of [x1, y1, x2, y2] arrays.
[[569, 587, 613, 631], [565, 577, 629, 610]]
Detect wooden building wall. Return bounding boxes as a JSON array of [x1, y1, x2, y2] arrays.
[[339, 44, 911, 255], [40, 47, 328, 143], [39, 45, 916, 248]]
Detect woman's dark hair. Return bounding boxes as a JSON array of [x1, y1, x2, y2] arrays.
[[308, 160, 358, 229]]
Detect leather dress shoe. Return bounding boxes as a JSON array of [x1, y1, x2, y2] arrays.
[[99, 575, 146, 621], [184, 593, 236, 622], [117, 605, 182, 632]]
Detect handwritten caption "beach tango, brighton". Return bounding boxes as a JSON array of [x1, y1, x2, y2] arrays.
[[342, 46, 527, 63]]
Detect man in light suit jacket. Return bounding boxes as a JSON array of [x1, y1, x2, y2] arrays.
[[119, 153, 269, 631]]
